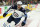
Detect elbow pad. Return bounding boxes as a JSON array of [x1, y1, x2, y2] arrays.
[[3, 12, 8, 17]]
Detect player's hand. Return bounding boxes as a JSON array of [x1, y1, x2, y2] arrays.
[[3, 12, 8, 17]]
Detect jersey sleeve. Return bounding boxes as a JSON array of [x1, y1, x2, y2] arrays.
[[22, 8, 27, 23], [7, 5, 17, 12], [3, 5, 17, 17]]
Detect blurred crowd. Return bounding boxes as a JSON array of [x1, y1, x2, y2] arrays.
[[0, 0, 40, 6]]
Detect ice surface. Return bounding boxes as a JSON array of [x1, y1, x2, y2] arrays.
[[27, 10, 40, 27]]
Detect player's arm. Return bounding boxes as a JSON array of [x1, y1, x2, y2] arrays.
[[20, 9, 27, 26], [17, 9, 27, 25], [3, 6, 12, 17], [22, 8, 27, 21], [19, 13, 27, 23], [3, 5, 16, 17], [21, 9, 27, 26]]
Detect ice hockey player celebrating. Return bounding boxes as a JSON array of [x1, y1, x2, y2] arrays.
[[3, 1, 27, 27]]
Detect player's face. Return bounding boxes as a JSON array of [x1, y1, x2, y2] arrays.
[[17, 4, 21, 9]]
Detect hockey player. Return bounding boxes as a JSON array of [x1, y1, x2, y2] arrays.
[[3, 1, 27, 27]]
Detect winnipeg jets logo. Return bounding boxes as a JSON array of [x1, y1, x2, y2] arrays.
[[13, 12, 19, 17]]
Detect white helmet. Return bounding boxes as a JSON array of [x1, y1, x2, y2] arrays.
[[17, 1, 22, 5]]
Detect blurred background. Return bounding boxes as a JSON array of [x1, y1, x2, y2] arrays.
[[0, 0, 40, 27], [0, 0, 40, 6]]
